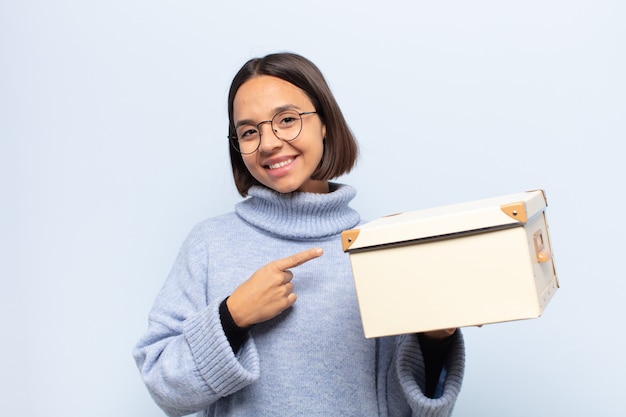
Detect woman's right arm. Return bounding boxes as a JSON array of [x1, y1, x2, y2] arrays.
[[132, 227, 260, 417]]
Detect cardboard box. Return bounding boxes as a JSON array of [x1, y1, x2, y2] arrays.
[[342, 190, 559, 338]]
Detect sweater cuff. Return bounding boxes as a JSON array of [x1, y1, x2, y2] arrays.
[[396, 331, 465, 417], [183, 299, 260, 397]]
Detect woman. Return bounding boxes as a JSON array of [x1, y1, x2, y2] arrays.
[[134, 52, 465, 417]]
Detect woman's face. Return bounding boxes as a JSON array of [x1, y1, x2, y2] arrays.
[[232, 75, 328, 194]]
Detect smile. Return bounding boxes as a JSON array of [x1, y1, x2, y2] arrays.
[[267, 158, 294, 170]]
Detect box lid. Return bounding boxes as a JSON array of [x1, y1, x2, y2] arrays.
[[342, 190, 547, 252]]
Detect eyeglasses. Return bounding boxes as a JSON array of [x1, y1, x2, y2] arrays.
[[229, 110, 317, 155]]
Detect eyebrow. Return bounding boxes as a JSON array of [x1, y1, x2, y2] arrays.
[[234, 104, 303, 128]]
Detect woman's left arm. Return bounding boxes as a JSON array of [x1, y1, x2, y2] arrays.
[[419, 329, 457, 398], [381, 330, 465, 417]]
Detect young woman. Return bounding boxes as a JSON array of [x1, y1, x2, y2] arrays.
[[134, 52, 465, 417]]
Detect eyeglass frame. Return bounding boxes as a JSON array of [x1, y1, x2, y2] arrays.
[[228, 110, 318, 155]]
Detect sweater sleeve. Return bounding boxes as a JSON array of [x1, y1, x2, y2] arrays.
[[381, 331, 465, 417], [132, 226, 260, 417]]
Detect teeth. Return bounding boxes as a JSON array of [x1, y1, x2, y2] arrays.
[[268, 159, 293, 169]]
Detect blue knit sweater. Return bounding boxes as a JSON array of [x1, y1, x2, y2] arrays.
[[133, 183, 465, 417]]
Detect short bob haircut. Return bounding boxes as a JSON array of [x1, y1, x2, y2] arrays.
[[227, 52, 359, 196]]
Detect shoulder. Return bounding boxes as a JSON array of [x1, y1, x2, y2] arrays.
[[171, 212, 244, 264], [186, 212, 241, 240]]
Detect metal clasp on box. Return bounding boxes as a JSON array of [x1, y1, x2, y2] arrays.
[[533, 229, 551, 263]]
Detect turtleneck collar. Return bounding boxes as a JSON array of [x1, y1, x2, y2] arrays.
[[234, 183, 360, 240]]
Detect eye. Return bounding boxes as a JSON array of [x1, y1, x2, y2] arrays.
[[238, 127, 258, 140], [275, 112, 299, 127]]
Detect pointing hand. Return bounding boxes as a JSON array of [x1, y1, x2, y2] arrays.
[[227, 247, 324, 327]]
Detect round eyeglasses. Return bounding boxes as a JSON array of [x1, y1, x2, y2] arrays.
[[229, 110, 317, 155]]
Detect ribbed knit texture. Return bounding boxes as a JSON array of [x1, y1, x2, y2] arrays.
[[235, 182, 360, 239], [133, 184, 465, 417]]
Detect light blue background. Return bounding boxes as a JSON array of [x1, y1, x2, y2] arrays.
[[1, 1, 624, 416]]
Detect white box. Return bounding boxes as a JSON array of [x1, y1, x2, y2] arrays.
[[342, 190, 559, 338]]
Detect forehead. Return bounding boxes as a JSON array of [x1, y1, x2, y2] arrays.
[[233, 75, 312, 121]]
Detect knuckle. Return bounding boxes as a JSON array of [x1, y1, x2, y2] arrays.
[[277, 298, 290, 311], [291, 253, 304, 265]]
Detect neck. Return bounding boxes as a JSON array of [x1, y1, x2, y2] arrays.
[[297, 180, 330, 194]]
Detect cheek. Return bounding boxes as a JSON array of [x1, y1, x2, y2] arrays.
[[316, 126, 326, 158], [241, 155, 259, 174]]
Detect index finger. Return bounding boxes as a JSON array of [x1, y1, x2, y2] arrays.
[[273, 247, 324, 271]]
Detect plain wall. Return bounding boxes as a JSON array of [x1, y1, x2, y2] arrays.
[[1, 0, 624, 415]]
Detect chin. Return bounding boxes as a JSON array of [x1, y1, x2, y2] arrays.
[[275, 185, 302, 194], [259, 180, 300, 194], [259, 178, 327, 194]]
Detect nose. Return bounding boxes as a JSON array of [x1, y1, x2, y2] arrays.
[[258, 121, 283, 153]]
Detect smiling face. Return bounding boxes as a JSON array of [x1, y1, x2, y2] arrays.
[[232, 75, 328, 194]]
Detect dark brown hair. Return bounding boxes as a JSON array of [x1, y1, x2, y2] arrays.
[[227, 52, 359, 196]]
